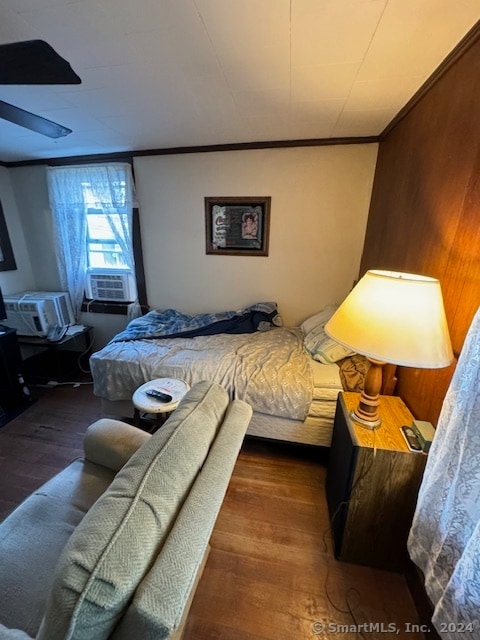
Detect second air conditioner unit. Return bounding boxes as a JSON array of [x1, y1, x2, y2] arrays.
[[86, 271, 137, 303]]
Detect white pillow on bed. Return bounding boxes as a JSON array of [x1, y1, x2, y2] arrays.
[[301, 305, 355, 364]]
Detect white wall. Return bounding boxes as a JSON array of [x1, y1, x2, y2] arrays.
[[3, 142, 378, 346], [4, 165, 129, 348], [134, 144, 378, 326], [9, 166, 61, 291], [0, 166, 35, 295]]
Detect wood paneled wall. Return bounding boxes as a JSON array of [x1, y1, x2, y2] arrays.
[[360, 27, 480, 425]]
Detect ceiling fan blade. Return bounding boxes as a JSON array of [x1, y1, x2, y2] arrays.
[[0, 40, 81, 85], [0, 100, 72, 138]]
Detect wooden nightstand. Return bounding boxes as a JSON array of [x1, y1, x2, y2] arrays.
[[326, 392, 428, 572]]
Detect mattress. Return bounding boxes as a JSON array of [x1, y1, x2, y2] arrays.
[[97, 357, 343, 448], [305, 360, 343, 432], [247, 411, 335, 447], [91, 327, 313, 421], [91, 327, 346, 447], [310, 360, 343, 399], [100, 399, 338, 448]]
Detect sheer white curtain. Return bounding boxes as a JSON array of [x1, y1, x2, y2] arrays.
[[47, 163, 137, 318], [408, 306, 480, 639]]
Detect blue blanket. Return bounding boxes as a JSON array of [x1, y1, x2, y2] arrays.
[[112, 302, 282, 342]]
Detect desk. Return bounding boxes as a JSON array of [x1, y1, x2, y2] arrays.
[[18, 326, 93, 382]]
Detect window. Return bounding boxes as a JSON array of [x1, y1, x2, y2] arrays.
[[82, 179, 131, 270], [47, 162, 141, 316], [86, 214, 129, 269]]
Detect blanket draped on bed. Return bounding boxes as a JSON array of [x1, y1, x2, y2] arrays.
[[408, 306, 480, 638], [111, 302, 282, 342], [91, 326, 313, 421]]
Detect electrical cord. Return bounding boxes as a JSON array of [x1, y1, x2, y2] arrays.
[[48, 380, 93, 387], [85, 298, 98, 313], [76, 326, 96, 374], [30, 380, 93, 389], [320, 429, 378, 640]]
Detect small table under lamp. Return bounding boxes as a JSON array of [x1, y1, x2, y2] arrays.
[[325, 269, 454, 429]]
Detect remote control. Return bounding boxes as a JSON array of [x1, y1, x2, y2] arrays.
[[401, 425, 422, 452], [145, 389, 173, 403]]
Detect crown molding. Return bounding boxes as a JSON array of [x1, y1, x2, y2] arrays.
[[2, 136, 378, 168]]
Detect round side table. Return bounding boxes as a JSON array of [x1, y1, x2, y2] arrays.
[[132, 378, 190, 432]]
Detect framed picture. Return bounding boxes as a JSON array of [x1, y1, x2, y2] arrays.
[[205, 196, 271, 256], [0, 201, 16, 272]]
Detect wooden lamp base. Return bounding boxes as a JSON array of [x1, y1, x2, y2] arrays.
[[351, 358, 386, 429]]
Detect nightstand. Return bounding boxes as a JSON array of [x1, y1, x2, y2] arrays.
[[326, 392, 428, 572]]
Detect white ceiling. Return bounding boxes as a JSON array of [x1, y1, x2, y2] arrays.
[[0, 0, 479, 164]]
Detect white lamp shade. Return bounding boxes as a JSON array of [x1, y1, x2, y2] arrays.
[[325, 270, 453, 368]]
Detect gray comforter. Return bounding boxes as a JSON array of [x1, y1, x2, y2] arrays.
[[90, 327, 313, 421]]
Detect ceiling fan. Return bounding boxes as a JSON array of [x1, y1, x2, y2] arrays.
[[0, 39, 81, 139]]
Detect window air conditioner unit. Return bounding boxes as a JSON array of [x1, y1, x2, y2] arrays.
[[86, 271, 137, 303], [4, 291, 74, 336]]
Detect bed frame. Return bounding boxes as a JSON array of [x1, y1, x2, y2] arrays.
[[100, 398, 335, 448]]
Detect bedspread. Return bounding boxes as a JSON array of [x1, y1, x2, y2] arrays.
[[90, 327, 313, 421], [111, 302, 282, 341]]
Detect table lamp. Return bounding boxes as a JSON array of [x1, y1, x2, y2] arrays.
[[325, 270, 453, 428]]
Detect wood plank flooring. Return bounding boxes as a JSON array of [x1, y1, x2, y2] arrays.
[[0, 381, 428, 639], [0, 380, 101, 519]]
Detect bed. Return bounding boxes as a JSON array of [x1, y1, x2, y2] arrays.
[[90, 302, 365, 447]]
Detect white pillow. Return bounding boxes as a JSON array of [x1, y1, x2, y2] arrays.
[[302, 305, 355, 364], [301, 304, 338, 335]]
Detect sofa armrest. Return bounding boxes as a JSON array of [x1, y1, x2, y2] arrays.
[[83, 418, 151, 472], [0, 624, 33, 640]]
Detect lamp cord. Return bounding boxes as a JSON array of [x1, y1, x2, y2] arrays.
[[321, 433, 377, 639]]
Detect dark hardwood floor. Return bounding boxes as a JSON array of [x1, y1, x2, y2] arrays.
[[0, 379, 101, 519], [0, 380, 427, 639]]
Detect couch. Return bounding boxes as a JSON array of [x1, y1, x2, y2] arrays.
[[0, 380, 252, 640]]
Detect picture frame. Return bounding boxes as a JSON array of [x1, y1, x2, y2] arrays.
[[205, 196, 271, 256], [0, 201, 16, 272]]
